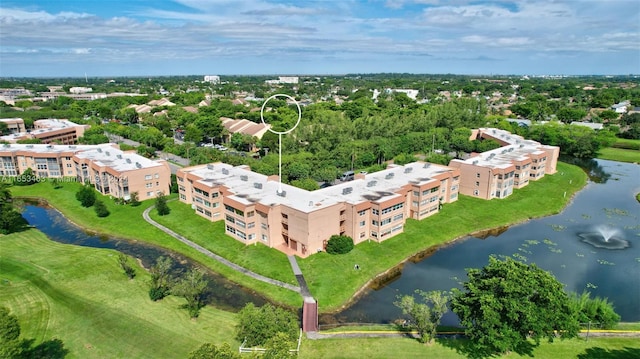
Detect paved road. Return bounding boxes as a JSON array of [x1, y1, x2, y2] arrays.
[[142, 205, 301, 293]]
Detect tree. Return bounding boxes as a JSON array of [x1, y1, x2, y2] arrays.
[[129, 191, 140, 206], [188, 343, 241, 359], [235, 303, 299, 347], [14, 167, 38, 186], [0, 306, 23, 359], [155, 192, 170, 216], [263, 332, 296, 359], [75, 184, 96, 207], [148, 256, 174, 301], [0, 184, 28, 234], [94, 198, 110, 217], [451, 256, 580, 356], [172, 269, 208, 318], [570, 291, 620, 329], [118, 253, 136, 279], [394, 290, 449, 344], [325, 235, 354, 254]]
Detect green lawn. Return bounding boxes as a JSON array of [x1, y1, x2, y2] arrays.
[[10, 183, 302, 308], [299, 336, 640, 359], [0, 229, 238, 359], [10, 161, 588, 312], [611, 138, 640, 150], [597, 147, 640, 163]]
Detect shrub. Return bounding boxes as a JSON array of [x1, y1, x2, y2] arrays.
[[75, 184, 96, 207], [94, 199, 110, 217], [325, 235, 354, 254], [235, 303, 299, 347]]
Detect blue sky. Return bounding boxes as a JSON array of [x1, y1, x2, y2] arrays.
[[1, 0, 638, 77]]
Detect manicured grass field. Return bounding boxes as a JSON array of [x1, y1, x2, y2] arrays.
[[597, 147, 640, 163], [0, 229, 238, 359], [299, 336, 640, 359], [10, 183, 301, 308]]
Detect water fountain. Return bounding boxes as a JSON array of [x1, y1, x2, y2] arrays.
[[578, 225, 630, 250]]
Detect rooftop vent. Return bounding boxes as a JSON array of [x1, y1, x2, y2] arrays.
[[366, 180, 377, 187], [253, 182, 263, 189], [105, 151, 110, 156], [206, 164, 214, 170], [222, 168, 229, 175], [46, 144, 53, 149], [342, 187, 353, 195], [309, 201, 314, 207], [423, 163, 431, 168], [135, 162, 142, 168], [26, 144, 33, 148], [97, 148, 102, 153], [404, 167, 413, 173], [116, 154, 122, 159], [472, 160, 479, 165], [520, 144, 525, 148], [277, 190, 287, 197], [69, 145, 76, 149], [508, 148, 514, 152], [2, 144, 9, 148], [240, 175, 248, 181], [126, 158, 132, 164], [385, 173, 395, 179]]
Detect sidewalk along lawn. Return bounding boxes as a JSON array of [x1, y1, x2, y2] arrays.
[[298, 161, 588, 312], [0, 229, 238, 359], [9, 183, 301, 308]]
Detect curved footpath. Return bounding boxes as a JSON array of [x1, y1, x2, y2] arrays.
[[142, 205, 301, 293]]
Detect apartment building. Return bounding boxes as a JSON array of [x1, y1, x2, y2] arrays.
[[448, 128, 560, 200], [177, 161, 460, 257], [0, 119, 89, 145], [0, 118, 27, 134], [0, 143, 170, 201]]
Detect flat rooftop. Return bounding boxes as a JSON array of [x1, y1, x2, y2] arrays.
[[183, 161, 457, 213]]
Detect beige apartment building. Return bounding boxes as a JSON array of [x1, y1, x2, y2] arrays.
[[0, 118, 27, 134], [0, 143, 170, 201], [0, 119, 89, 145], [448, 128, 560, 200], [177, 161, 461, 257]]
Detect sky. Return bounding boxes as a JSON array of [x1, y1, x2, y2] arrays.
[[0, 0, 639, 77]]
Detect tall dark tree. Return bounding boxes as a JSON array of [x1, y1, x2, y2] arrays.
[[75, 184, 96, 207], [155, 192, 170, 216], [0, 184, 28, 234], [94, 198, 110, 217]]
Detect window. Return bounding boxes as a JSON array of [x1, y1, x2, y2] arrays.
[[155, 181, 159, 186], [360, 232, 366, 238], [147, 191, 153, 197], [372, 220, 379, 226], [372, 208, 379, 215], [359, 220, 365, 227], [430, 187, 439, 193], [358, 210, 367, 216], [475, 181, 480, 186], [204, 210, 212, 217], [412, 201, 419, 207], [236, 231, 246, 240], [371, 231, 378, 238], [262, 234, 268, 241], [381, 218, 392, 225], [226, 225, 236, 234], [248, 222, 255, 229], [261, 223, 268, 230], [204, 200, 211, 207], [236, 219, 246, 228], [473, 190, 479, 196], [145, 174, 152, 180], [146, 183, 153, 188], [476, 173, 480, 178], [393, 213, 403, 221], [248, 234, 255, 240], [247, 211, 255, 217], [154, 173, 159, 179], [225, 215, 235, 223], [180, 194, 186, 200], [413, 191, 420, 197]]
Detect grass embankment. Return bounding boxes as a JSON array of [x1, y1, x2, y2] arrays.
[[0, 229, 238, 359], [299, 162, 588, 311], [10, 183, 301, 308], [299, 337, 640, 359], [597, 138, 640, 163]]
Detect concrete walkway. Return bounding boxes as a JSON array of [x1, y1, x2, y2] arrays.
[[288, 255, 312, 297], [142, 206, 301, 293]]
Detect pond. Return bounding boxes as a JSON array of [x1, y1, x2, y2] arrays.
[[328, 159, 640, 325], [21, 203, 268, 312]]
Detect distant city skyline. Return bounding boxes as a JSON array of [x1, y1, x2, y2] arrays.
[[1, 0, 639, 77]]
